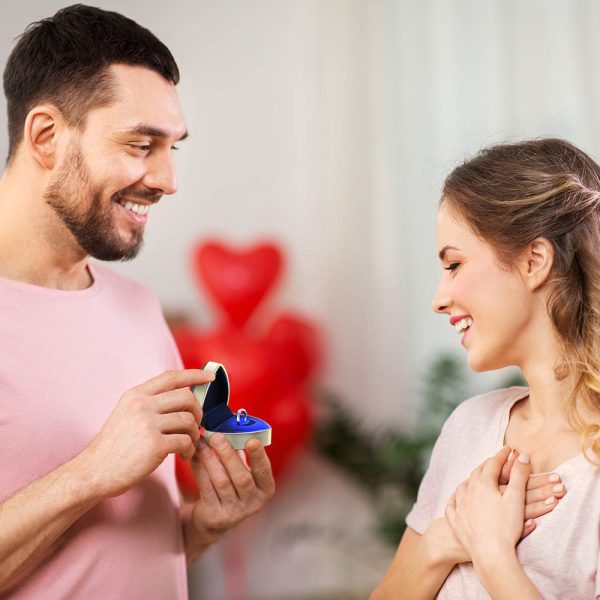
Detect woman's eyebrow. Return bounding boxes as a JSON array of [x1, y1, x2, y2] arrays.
[[438, 245, 460, 261]]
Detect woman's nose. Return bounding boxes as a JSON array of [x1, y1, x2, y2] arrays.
[[432, 283, 452, 314]]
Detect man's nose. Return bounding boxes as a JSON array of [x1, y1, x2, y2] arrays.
[[144, 153, 178, 196]]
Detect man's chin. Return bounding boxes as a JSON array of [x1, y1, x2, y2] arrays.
[[89, 240, 144, 262]]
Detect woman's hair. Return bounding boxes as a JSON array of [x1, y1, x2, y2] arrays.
[[443, 138, 600, 462]]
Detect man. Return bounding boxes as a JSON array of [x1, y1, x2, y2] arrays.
[[0, 5, 275, 598]]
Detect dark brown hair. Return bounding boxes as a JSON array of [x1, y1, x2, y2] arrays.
[[443, 138, 600, 460], [3, 4, 180, 162]]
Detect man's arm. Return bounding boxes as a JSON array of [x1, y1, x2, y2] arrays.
[[0, 453, 105, 594], [0, 369, 211, 594], [181, 435, 275, 564]]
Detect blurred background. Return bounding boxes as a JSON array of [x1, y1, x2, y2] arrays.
[[2, 1, 600, 598]]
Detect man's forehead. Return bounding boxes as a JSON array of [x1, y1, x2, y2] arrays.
[[95, 64, 187, 138]]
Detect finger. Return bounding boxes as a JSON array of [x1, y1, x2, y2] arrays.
[[525, 481, 566, 505], [499, 449, 518, 484], [445, 494, 457, 531], [197, 436, 238, 504], [481, 445, 512, 482], [524, 495, 561, 521], [135, 369, 215, 396], [238, 449, 250, 469], [207, 434, 258, 501], [455, 480, 468, 508], [505, 452, 531, 501], [520, 519, 536, 540], [191, 456, 220, 506], [163, 433, 196, 461], [526, 472, 561, 491], [155, 388, 202, 424], [158, 412, 200, 446], [245, 439, 276, 497]]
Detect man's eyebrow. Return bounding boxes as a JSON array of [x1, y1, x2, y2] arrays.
[[123, 125, 189, 142], [438, 245, 460, 261]]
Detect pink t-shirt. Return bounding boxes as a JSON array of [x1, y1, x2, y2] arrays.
[[406, 386, 600, 599], [0, 262, 188, 599]]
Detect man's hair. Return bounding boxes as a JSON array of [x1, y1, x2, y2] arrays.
[[3, 4, 180, 161]]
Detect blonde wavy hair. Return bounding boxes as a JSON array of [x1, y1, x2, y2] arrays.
[[442, 138, 600, 462]]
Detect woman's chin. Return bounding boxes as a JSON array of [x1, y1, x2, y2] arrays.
[[466, 351, 507, 373]]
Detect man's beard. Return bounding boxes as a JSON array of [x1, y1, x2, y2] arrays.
[[44, 142, 153, 261]]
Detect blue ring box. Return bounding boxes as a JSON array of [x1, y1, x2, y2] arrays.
[[192, 361, 272, 450]]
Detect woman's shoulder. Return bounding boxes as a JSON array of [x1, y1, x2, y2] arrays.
[[443, 386, 529, 434]]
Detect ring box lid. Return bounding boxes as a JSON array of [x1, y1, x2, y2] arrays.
[[192, 361, 234, 431]]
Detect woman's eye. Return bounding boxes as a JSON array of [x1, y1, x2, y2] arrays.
[[444, 262, 460, 272]]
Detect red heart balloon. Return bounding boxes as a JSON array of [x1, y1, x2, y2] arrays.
[[266, 313, 324, 385], [193, 241, 284, 329], [194, 328, 279, 406], [261, 385, 314, 479]]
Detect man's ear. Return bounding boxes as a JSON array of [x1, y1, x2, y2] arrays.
[[519, 237, 554, 291], [23, 105, 66, 170]]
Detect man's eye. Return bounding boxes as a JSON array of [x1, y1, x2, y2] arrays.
[[444, 262, 460, 272], [129, 144, 151, 153]]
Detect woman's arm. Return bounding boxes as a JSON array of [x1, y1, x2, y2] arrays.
[[370, 517, 467, 600], [474, 548, 543, 600]]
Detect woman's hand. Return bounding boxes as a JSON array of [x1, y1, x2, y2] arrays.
[[444, 446, 530, 564]]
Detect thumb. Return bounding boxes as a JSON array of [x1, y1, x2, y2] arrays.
[[506, 451, 531, 501], [499, 449, 518, 485], [482, 445, 512, 482]]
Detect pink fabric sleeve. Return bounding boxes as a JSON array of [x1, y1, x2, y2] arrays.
[[405, 417, 454, 535]]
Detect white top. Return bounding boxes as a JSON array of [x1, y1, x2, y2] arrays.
[[406, 386, 600, 599]]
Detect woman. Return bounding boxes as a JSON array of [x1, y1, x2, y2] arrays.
[[371, 139, 600, 599]]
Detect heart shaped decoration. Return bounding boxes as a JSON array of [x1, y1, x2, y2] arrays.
[[192, 240, 284, 328]]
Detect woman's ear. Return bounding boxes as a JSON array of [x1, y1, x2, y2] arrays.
[[519, 238, 554, 291], [23, 105, 65, 170]]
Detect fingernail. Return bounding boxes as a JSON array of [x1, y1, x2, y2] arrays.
[[544, 496, 555, 505], [202, 371, 216, 380], [211, 433, 228, 448], [548, 473, 560, 483], [525, 519, 534, 527], [553, 484, 563, 493], [518, 452, 530, 464], [508, 450, 514, 461]]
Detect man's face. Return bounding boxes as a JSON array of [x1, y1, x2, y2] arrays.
[[44, 64, 188, 261]]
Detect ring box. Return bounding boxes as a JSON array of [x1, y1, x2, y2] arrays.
[[192, 361, 272, 450]]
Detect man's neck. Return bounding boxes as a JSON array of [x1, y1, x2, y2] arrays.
[[0, 168, 92, 291]]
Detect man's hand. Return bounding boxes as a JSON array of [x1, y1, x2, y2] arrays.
[[188, 433, 275, 547], [80, 369, 214, 498]]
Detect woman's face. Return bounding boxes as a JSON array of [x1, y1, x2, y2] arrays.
[[432, 202, 535, 372]]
